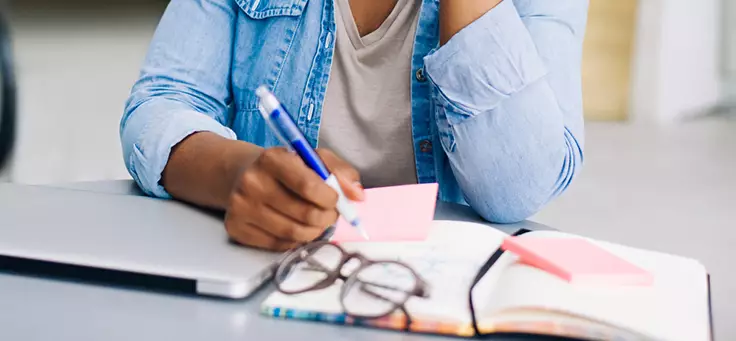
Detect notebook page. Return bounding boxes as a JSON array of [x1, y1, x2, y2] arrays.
[[262, 220, 508, 325], [478, 231, 710, 341], [489, 309, 646, 340]]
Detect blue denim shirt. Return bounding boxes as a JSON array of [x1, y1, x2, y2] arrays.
[[121, 0, 588, 223]]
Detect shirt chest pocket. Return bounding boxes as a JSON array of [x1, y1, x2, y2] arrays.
[[231, 0, 316, 144], [235, 0, 309, 19], [232, 0, 312, 111]]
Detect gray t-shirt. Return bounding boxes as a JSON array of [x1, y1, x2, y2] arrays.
[[318, 0, 421, 188]]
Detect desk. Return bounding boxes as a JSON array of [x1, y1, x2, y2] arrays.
[[0, 180, 551, 341]]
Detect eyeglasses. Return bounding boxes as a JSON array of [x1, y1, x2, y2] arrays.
[[273, 241, 429, 322]]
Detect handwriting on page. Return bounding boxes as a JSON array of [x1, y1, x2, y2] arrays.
[[361, 245, 480, 282], [396, 249, 484, 297], [331, 183, 439, 243], [342, 235, 495, 316], [341, 227, 498, 310]]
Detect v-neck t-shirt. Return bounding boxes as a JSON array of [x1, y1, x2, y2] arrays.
[[318, 0, 421, 188]]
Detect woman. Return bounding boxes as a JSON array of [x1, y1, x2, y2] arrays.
[[120, 0, 588, 251]]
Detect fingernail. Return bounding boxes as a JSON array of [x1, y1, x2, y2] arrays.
[[353, 181, 365, 201]]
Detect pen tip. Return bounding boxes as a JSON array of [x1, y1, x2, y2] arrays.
[[350, 219, 370, 240]]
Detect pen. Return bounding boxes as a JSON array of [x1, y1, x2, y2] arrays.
[[255, 86, 369, 240]]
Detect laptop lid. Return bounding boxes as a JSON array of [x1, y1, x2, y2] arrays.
[[0, 183, 281, 299]]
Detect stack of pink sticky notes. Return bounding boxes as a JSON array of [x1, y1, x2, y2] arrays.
[[502, 236, 655, 286], [331, 183, 439, 243]]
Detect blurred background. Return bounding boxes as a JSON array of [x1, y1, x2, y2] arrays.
[[0, 0, 734, 338]]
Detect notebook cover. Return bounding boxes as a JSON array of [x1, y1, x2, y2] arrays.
[[260, 305, 614, 340], [260, 306, 477, 337]]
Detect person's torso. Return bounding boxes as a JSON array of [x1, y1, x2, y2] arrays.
[[318, 0, 421, 188], [227, 0, 465, 204]]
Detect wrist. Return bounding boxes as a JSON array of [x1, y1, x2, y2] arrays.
[[221, 140, 263, 194], [162, 132, 262, 210]]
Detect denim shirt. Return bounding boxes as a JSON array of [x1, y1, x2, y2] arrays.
[[121, 0, 588, 223]]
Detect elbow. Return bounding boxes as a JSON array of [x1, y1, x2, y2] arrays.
[[461, 139, 583, 224], [484, 203, 543, 225], [465, 187, 549, 224], [119, 94, 149, 179], [117, 93, 167, 199], [120, 77, 159, 137]]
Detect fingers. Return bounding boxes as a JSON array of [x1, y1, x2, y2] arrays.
[[251, 204, 325, 242], [225, 195, 325, 251], [239, 165, 338, 227], [264, 183, 340, 228], [225, 147, 363, 252], [226, 218, 298, 252], [257, 148, 340, 209], [316, 149, 365, 202]]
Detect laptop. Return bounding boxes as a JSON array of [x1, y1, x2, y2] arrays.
[[0, 183, 283, 299]]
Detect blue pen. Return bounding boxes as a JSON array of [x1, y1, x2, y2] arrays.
[[256, 86, 369, 240]]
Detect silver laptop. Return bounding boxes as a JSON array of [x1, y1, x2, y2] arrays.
[[0, 183, 283, 299]]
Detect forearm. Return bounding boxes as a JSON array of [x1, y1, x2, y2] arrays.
[[120, 0, 242, 200], [162, 132, 263, 210], [425, 0, 589, 222], [439, 0, 502, 45], [445, 81, 582, 223]]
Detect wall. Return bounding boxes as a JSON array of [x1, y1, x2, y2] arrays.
[[581, 0, 638, 121], [724, 0, 736, 102], [630, 0, 722, 124], [8, 1, 166, 184]]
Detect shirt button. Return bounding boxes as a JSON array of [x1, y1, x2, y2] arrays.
[[415, 67, 427, 82], [419, 140, 433, 153]]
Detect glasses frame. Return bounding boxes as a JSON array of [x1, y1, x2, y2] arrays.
[[274, 241, 429, 326]]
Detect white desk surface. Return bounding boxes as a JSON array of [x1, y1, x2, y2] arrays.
[[0, 180, 553, 341]]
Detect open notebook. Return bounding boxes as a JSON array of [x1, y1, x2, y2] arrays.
[[261, 221, 712, 341]]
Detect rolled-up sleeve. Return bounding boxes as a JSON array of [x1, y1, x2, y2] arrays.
[[120, 0, 238, 198], [424, 0, 548, 117], [423, 0, 588, 223]]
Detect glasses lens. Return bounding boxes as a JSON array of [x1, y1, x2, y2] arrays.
[[275, 243, 344, 293], [342, 262, 417, 318]]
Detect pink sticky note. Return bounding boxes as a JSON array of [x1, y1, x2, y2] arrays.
[[502, 237, 654, 286], [331, 183, 439, 243]]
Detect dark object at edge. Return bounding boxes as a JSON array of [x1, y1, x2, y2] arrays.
[[0, 10, 15, 172]]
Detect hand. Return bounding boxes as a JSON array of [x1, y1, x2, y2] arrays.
[[224, 148, 364, 251]]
